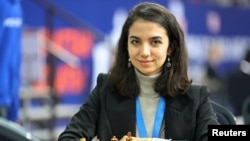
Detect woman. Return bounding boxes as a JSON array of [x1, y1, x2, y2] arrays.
[[58, 2, 219, 141]]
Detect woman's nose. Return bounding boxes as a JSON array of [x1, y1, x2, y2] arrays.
[[141, 45, 150, 57]]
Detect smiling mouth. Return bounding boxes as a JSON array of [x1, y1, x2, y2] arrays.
[[139, 60, 152, 66], [140, 61, 151, 63]]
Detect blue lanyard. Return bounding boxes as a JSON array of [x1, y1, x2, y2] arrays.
[[136, 96, 166, 137]]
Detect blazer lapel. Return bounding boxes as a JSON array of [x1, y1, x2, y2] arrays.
[[106, 94, 136, 139], [165, 94, 194, 139]]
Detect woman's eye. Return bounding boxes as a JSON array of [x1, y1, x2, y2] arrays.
[[131, 40, 139, 44], [152, 40, 161, 45]]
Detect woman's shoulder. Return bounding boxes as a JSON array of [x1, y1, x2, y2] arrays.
[[186, 83, 211, 98], [96, 72, 116, 90], [95, 73, 110, 87], [189, 83, 208, 90], [96, 73, 109, 80], [95, 73, 124, 99]]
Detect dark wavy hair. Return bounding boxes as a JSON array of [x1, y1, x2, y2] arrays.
[[108, 2, 192, 97]]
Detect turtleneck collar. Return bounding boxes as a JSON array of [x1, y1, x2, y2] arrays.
[[135, 69, 161, 98]]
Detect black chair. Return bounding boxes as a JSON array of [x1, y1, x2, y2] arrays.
[[242, 96, 250, 124], [0, 117, 42, 141], [211, 101, 237, 125]]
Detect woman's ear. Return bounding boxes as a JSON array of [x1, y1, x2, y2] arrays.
[[168, 40, 177, 55], [167, 47, 172, 56], [167, 44, 173, 56]]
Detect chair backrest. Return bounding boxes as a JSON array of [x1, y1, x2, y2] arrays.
[[242, 96, 250, 124], [211, 101, 237, 125], [0, 117, 42, 141]]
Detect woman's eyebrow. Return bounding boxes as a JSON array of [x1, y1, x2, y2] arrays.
[[150, 36, 162, 40], [129, 36, 139, 39], [129, 36, 163, 39]]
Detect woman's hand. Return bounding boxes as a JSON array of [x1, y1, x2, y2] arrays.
[[118, 132, 171, 141], [119, 135, 151, 141]]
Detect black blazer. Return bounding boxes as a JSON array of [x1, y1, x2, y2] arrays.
[[58, 73, 219, 141]]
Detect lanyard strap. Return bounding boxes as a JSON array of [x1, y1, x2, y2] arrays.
[[136, 96, 166, 137]]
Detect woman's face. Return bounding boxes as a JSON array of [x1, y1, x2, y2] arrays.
[[128, 19, 170, 76]]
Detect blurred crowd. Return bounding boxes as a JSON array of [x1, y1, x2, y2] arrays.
[[192, 0, 250, 7]]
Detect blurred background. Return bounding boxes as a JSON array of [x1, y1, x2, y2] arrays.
[[1, 0, 250, 141]]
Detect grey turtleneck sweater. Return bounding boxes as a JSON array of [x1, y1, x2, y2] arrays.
[[135, 69, 165, 138]]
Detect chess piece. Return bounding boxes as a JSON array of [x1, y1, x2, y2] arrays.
[[111, 136, 118, 141], [126, 132, 132, 141], [80, 138, 86, 141]]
